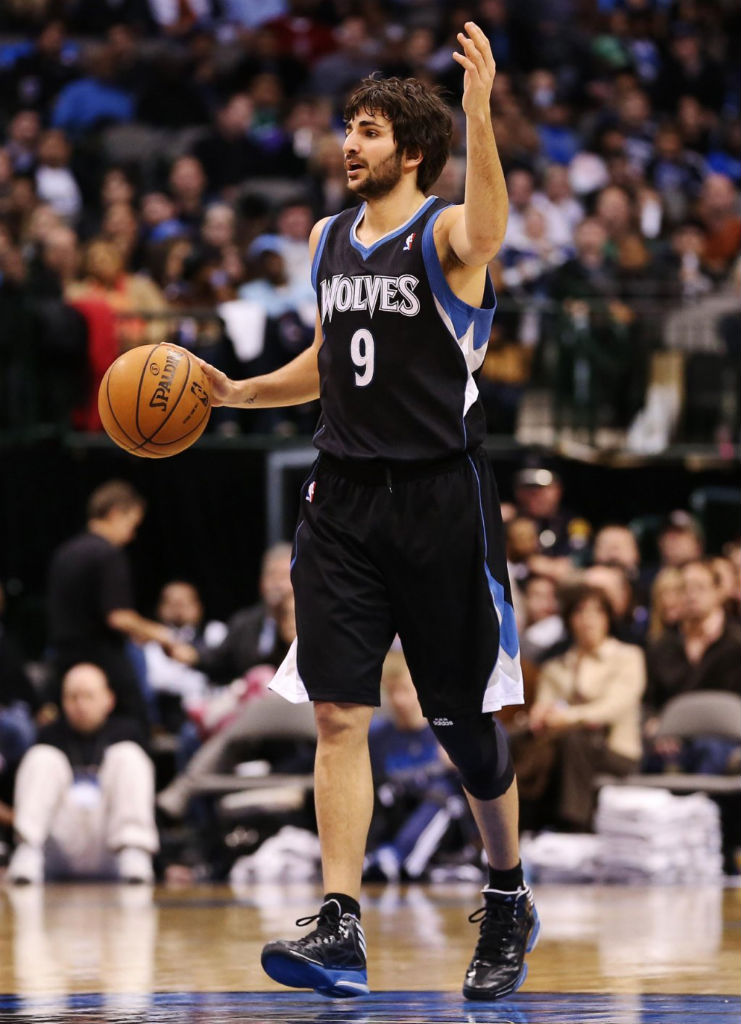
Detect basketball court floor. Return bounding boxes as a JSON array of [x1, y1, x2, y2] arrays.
[[0, 881, 738, 1023]]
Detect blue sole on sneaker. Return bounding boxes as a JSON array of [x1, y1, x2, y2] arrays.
[[261, 952, 369, 999]]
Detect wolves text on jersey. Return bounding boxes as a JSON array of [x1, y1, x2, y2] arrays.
[[320, 273, 421, 323]]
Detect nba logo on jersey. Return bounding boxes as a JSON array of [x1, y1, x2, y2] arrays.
[[403, 232, 416, 252], [306, 481, 316, 503]]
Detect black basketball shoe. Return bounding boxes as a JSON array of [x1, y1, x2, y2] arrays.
[[462, 885, 540, 1000], [261, 897, 369, 998]]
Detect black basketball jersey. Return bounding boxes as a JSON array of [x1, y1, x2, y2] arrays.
[[311, 195, 496, 462]]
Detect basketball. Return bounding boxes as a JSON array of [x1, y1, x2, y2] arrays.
[[98, 343, 212, 458]]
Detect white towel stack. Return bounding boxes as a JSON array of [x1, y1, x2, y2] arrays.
[[595, 785, 723, 882]]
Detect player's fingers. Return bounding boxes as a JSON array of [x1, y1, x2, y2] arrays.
[[464, 21, 496, 74], [456, 32, 487, 73], [452, 52, 480, 80]]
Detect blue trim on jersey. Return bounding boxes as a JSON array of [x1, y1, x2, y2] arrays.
[[349, 195, 438, 260], [421, 210, 496, 349], [311, 215, 338, 292], [468, 455, 520, 659]]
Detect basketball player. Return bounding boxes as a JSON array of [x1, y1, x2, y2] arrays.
[[197, 22, 539, 1001]]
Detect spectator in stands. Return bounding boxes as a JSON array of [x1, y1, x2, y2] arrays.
[[513, 465, 588, 563], [173, 541, 294, 685], [656, 510, 704, 569], [363, 650, 468, 883], [584, 563, 645, 646], [308, 16, 377, 100], [548, 216, 636, 431], [101, 200, 143, 271], [46, 480, 178, 727], [274, 198, 313, 288], [192, 95, 265, 197], [522, 584, 645, 831], [7, 662, 157, 884], [168, 155, 208, 233], [143, 581, 226, 732], [518, 574, 567, 665], [696, 173, 741, 280], [4, 110, 41, 176], [33, 129, 81, 223], [156, 584, 299, 821], [66, 238, 167, 350], [645, 558, 741, 714], [2, 19, 80, 113], [592, 524, 640, 577], [51, 43, 135, 138], [647, 566, 684, 642], [644, 558, 741, 775]]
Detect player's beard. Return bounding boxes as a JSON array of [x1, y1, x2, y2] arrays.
[[355, 150, 404, 200]]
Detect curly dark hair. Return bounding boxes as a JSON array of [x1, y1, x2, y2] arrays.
[[343, 76, 453, 194]]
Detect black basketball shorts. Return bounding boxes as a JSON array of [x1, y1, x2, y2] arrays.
[[285, 448, 524, 720]]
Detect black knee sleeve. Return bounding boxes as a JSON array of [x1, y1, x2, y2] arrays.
[[430, 714, 514, 800]]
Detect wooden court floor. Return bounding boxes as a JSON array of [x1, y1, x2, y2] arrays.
[[0, 881, 738, 1023]]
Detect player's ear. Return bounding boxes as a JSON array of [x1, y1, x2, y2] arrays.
[[403, 147, 423, 170]]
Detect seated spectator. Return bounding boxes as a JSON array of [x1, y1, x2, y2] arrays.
[[591, 522, 650, 620], [363, 650, 467, 882], [168, 156, 208, 234], [50, 43, 134, 138], [696, 173, 741, 281], [7, 663, 157, 884], [584, 563, 646, 646], [656, 510, 704, 569], [516, 584, 645, 831], [33, 129, 82, 223], [66, 238, 167, 350], [192, 94, 265, 197], [142, 581, 227, 732], [156, 586, 301, 822], [519, 574, 567, 664], [647, 566, 684, 642], [173, 542, 294, 685], [644, 559, 741, 739]]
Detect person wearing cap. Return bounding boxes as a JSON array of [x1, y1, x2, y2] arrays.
[[513, 466, 590, 560]]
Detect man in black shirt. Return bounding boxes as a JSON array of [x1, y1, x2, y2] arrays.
[[8, 662, 158, 884], [47, 480, 177, 725]]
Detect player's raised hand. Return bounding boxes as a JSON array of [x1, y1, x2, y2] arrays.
[[452, 21, 496, 118]]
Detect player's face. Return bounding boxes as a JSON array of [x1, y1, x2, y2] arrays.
[[343, 110, 403, 200]]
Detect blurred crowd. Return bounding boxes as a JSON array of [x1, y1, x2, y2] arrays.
[[1, 471, 738, 884], [0, 0, 739, 442]]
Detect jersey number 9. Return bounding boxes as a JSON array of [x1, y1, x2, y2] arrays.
[[350, 329, 375, 387]]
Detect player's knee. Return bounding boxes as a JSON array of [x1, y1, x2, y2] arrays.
[[430, 714, 514, 801], [314, 700, 372, 744]]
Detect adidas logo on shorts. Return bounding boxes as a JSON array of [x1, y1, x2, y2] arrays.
[[432, 716, 454, 726]]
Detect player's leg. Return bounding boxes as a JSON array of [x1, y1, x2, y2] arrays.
[[313, 701, 375, 899], [388, 452, 538, 1000], [261, 465, 392, 998]]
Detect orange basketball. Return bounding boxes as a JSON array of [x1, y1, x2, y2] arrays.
[[98, 343, 212, 458]]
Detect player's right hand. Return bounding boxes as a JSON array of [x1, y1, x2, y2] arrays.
[[194, 358, 236, 407]]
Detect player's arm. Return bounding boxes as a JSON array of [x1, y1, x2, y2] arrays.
[[197, 219, 330, 409], [436, 22, 507, 268]]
